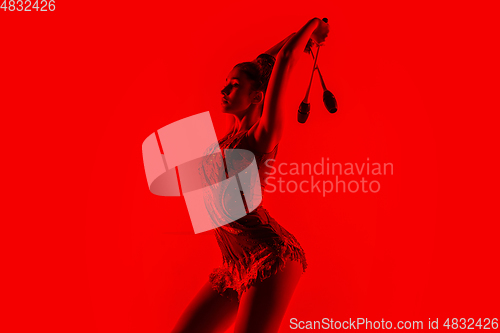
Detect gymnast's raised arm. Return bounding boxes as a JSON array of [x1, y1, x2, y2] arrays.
[[247, 17, 330, 153]]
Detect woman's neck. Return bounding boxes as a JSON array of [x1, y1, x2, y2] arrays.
[[231, 108, 260, 137]]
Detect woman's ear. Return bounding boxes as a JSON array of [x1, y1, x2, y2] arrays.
[[252, 91, 264, 105]]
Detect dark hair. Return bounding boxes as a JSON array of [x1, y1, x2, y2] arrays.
[[234, 53, 276, 95]]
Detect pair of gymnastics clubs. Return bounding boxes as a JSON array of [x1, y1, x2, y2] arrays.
[[297, 18, 338, 124]]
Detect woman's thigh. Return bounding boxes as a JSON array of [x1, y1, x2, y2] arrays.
[[234, 260, 303, 333], [170, 281, 239, 333]]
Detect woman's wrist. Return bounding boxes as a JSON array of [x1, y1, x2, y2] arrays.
[[280, 18, 321, 59]]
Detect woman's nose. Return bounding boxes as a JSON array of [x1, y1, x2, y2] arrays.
[[221, 85, 230, 96]]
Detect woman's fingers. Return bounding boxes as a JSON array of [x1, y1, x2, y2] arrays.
[[311, 18, 330, 46]]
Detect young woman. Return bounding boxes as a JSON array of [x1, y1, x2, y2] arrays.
[[171, 17, 330, 333]]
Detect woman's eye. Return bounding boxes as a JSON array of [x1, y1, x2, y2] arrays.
[[222, 83, 238, 90]]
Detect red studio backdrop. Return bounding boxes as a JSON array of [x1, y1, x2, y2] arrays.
[[2, 1, 499, 332]]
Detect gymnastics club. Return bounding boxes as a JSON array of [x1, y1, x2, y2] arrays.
[[309, 50, 338, 114], [297, 40, 321, 123]]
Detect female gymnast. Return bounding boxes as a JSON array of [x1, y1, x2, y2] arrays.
[[171, 17, 330, 333]]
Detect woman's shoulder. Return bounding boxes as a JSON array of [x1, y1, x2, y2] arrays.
[[241, 131, 279, 156], [219, 129, 279, 160], [238, 131, 279, 162]]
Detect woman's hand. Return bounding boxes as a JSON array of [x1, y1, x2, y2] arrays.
[[310, 18, 330, 46]]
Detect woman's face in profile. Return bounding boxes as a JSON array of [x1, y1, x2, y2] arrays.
[[221, 67, 256, 116]]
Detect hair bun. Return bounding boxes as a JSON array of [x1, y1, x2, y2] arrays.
[[253, 54, 276, 91], [234, 54, 276, 93]]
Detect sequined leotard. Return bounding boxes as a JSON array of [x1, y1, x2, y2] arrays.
[[201, 130, 308, 301]]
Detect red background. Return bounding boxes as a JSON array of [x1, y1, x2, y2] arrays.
[[2, 1, 499, 332]]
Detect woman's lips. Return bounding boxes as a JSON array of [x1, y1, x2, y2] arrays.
[[221, 97, 229, 104]]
